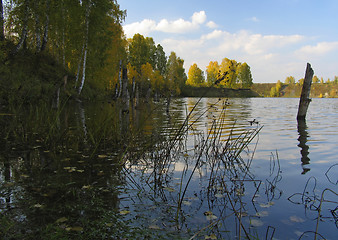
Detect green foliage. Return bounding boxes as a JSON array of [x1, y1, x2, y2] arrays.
[[237, 62, 253, 88], [166, 51, 187, 95], [2, 0, 126, 100]]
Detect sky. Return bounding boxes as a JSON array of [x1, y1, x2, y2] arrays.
[[119, 0, 338, 83]]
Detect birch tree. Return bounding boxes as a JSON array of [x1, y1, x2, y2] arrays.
[[12, 0, 30, 55], [77, 0, 91, 95], [0, 0, 4, 40]]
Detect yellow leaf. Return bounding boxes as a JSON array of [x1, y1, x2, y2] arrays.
[[149, 224, 160, 230], [119, 210, 130, 215], [205, 233, 217, 239], [76, 170, 84, 173], [68, 226, 83, 231], [56, 217, 68, 223], [163, 187, 175, 192], [33, 204, 43, 208], [105, 223, 114, 227], [98, 154, 107, 158]]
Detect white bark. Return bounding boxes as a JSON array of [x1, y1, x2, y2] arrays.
[[13, 0, 29, 54], [78, 47, 87, 95], [34, 1, 41, 51], [117, 60, 122, 97], [77, 1, 91, 95], [74, 45, 84, 88]]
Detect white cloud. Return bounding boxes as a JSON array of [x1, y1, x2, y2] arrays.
[[123, 11, 207, 37], [160, 29, 310, 82], [192, 11, 207, 24], [123, 11, 338, 82], [155, 18, 197, 33], [249, 16, 259, 22], [123, 19, 156, 37], [296, 41, 338, 56], [206, 21, 218, 29]]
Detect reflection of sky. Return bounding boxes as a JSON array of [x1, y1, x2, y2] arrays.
[[173, 98, 338, 169], [123, 97, 338, 239], [171, 97, 338, 191]]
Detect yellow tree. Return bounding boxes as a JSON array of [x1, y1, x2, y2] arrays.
[[140, 62, 153, 95], [186, 63, 204, 86], [219, 58, 238, 88], [206, 61, 219, 86], [151, 70, 164, 96]]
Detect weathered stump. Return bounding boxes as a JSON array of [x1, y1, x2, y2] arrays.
[[297, 63, 314, 120]]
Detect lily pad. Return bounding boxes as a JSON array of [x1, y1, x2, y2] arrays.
[[259, 202, 274, 208], [290, 215, 305, 223], [256, 211, 269, 217], [163, 187, 175, 192], [250, 219, 264, 227], [205, 233, 217, 239], [204, 211, 218, 221], [149, 224, 161, 230], [56, 217, 68, 223]]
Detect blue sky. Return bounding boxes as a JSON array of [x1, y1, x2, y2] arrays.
[[120, 0, 338, 83]]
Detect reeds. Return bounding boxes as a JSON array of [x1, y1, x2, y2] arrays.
[[121, 97, 272, 239]]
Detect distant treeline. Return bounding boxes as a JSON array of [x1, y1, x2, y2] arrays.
[[252, 77, 338, 98]]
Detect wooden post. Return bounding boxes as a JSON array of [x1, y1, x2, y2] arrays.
[[297, 63, 314, 120]]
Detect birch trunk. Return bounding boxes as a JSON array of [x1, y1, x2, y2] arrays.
[[0, 0, 4, 40], [117, 60, 122, 98], [77, 2, 91, 95], [74, 45, 84, 88], [34, 1, 41, 52], [40, 0, 50, 52], [121, 67, 128, 100], [12, 0, 29, 54], [78, 47, 87, 95]]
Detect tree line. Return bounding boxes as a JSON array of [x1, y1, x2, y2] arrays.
[[187, 59, 253, 89], [1, 0, 254, 102], [270, 75, 338, 97]]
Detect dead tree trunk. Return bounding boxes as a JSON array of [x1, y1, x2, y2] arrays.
[[297, 63, 314, 120]]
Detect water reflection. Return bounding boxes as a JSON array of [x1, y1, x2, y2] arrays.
[[297, 119, 310, 174]]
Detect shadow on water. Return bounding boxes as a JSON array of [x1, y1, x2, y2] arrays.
[[297, 119, 310, 175]]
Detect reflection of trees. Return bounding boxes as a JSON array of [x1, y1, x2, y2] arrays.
[[297, 119, 310, 174]]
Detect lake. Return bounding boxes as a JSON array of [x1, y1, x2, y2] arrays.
[[0, 97, 337, 239]]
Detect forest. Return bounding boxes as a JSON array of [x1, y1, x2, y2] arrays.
[[1, 0, 337, 106], [0, 0, 257, 106]]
